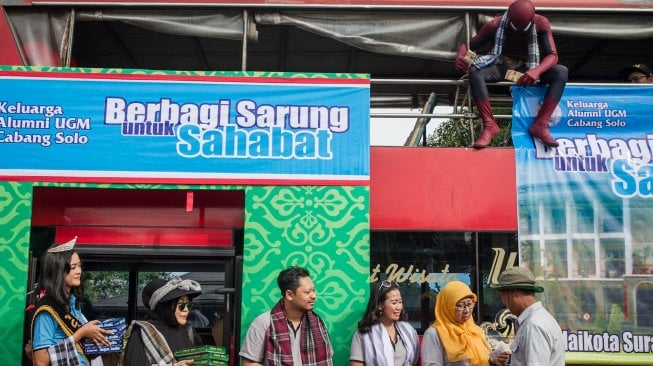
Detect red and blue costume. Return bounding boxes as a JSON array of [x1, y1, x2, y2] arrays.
[[456, 0, 568, 148]]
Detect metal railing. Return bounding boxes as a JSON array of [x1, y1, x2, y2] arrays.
[[369, 77, 513, 147], [368, 78, 627, 147]]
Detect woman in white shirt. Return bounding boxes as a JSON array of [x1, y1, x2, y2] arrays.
[[350, 280, 419, 366]]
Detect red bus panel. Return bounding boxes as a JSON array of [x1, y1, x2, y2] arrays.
[[56, 225, 233, 247], [370, 147, 517, 231]]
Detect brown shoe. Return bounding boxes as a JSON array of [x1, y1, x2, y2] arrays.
[[529, 97, 560, 148], [529, 125, 559, 147], [474, 123, 500, 149], [473, 98, 499, 149]]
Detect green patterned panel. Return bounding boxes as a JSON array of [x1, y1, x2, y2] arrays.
[[0, 65, 369, 80], [241, 186, 370, 365], [0, 182, 33, 365]]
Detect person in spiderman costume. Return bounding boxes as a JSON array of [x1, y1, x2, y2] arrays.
[[456, 0, 568, 149]]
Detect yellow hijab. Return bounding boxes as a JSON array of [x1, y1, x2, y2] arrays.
[[433, 281, 491, 366]]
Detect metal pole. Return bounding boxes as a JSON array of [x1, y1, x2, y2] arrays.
[[241, 9, 248, 71], [371, 112, 513, 119], [62, 9, 75, 67]]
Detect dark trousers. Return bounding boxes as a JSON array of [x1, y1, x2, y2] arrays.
[[469, 63, 568, 101]]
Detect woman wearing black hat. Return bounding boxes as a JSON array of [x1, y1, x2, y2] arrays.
[[122, 278, 203, 365]]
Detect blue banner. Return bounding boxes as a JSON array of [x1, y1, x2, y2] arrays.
[[513, 85, 653, 362], [0, 71, 370, 184]]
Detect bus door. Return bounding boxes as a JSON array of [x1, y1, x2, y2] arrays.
[[27, 187, 245, 365], [75, 247, 241, 366]]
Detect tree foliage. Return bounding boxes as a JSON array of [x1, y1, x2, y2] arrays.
[[83, 271, 172, 302], [426, 107, 513, 148]]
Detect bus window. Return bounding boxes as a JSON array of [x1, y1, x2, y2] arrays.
[[85, 270, 228, 345]]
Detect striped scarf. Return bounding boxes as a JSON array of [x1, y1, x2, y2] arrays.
[[473, 11, 539, 70], [121, 320, 175, 365], [265, 300, 333, 366], [49, 336, 82, 366]]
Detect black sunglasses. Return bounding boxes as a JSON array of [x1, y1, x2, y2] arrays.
[[177, 301, 193, 311]]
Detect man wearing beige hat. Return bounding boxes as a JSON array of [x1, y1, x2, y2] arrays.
[[492, 266, 565, 366]]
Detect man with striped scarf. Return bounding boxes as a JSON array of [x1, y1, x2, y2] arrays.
[[456, 0, 568, 149], [240, 266, 333, 366]]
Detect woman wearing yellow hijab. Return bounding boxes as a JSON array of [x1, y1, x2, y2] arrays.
[[421, 281, 510, 366]]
